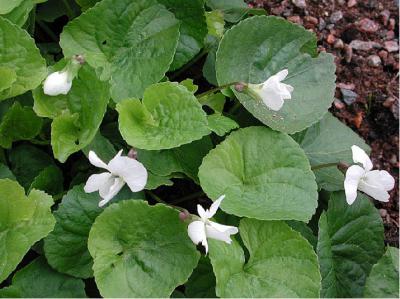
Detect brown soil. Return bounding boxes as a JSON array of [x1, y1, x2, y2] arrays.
[[248, 0, 399, 246]]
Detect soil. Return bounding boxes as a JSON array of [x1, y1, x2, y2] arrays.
[[248, 0, 399, 246]]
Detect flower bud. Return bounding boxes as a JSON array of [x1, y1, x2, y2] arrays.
[[179, 210, 190, 221], [234, 82, 246, 92], [128, 148, 138, 159], [43, 71, 72, 96]]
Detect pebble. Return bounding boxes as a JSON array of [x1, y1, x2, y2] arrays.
[[292, 0, 307, 9], [380, 10, 390, 26], [304, 15, 318, 25], [327, 34, 336, 44], [318, 17, 326, 30], [386, 30, 395, 40], [341, 88, 358, 105], [337, 82, 355, 90], [334, 98, 345, 109], [358, 18, 380, 33], [379, 209, 388, 218], [330, 11, 343, 23], [383, 97, 396, 108], [334, 38, 344, 49], [378, 50, 389, 61], [347, 0, 357, 7], [367, 55, 382, 67], [349, 40, 381, 50], [384, 41, 399, 52], [344, 44, 353, 62], [287, 15, 302, 24], [388, 18, 396, 30]]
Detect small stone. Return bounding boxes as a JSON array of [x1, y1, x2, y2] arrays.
[[292, 0, 307, 9], [347, 0, 357, 7], [391, 100, 399, 119], [383, 96, 396, 108], [378, 50, 389, 61], [330, 11, 343, 23], [341, 88, 358, 105], [344, 44, 353, 62], [334, 98, 345, 109], [386, 30, 395, 40], [304, 16, 318, 25], [337, 82, 355, 90], [287, 15, 302, 24], [388, 18, 396, 30], [327, 34, 336, 44], [367, 55, 382, 67], [380, 10, 390, 26], [379, 209, 388, 218], [318, 17, 326, 30], [384, 40, 399, 52], [334, 38, 344, 49], [358, 18, 379, 33], [349, 40, 381, 50]]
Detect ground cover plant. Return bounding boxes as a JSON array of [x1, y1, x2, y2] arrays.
[[0, 0, 398, 298]]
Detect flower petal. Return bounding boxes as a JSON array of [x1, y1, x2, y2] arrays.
[[358, 180, 390, 202], [188, 220, 208, 253], [344, 165, 365, 205], [84, 172, 112, 193], [43, 71, 72, 96], [363, 170, 395, 191], [259, 86, 285, 111], [206, 221, 238, 244], [197, 204, 208, 220], [275, 69, 289, 81], [351, 145, 373, 171], [98, 177, 125, 207], [108, 155, 148, 192], [207, 195, 225, 218], [88, 151, 109, 170]]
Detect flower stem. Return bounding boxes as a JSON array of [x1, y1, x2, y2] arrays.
[[171, 191, 205, 205], [146, 191, 186, 212], [196, 82, 240, 99]]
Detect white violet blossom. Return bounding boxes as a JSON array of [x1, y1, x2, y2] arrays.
[[84, 150, 148, 207], [43, 71, 72, 96], [344, 145, 395, 205], [247, 69, 294, 111], [188, 195, 238, 254]]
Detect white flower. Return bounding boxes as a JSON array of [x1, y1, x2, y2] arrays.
[[247, 69, 294, 111], [43, 71, 73, 96], [188, 195, 238, 254], [344, 145, 395, 205], [84, 150, 148, 207]]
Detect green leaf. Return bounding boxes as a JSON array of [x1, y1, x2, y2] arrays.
[[88, 200, 200, 297], [0, 0, 24, 14], [33, 63, 110, 162], [0, 163, 15, 180], [0, 67, 16, 92], [216, 16, 336, 134], [205, 10, 225, 39], [364, 246, 399, 298], [295, 112, 370, 191], [117, 82, 210, 150], [0, 102, 42, 148], [206, 0, 249, 23], [199, 126, 318, 221], [207, 113, 238, 136], [146, 172, 174, 190], [209, 219, 321, 297], [158, 0, 207, 71], [9, 144, 54, 189], [44, 185, 103, 278], [0, 257, 86, 298], [185, 256, 216, 298], [29, 165, 63, 196], [82, 131, 116, 162], [317, 191, 385, 298], [0, 17, 46, 101], [198, 92, 225, 113], [0, 179, 55, 283], [60, 0, 180, 102], [286, 220, 317, 249], [137, 136, 214, 182], [74, 0, 99, 10], [0, 0, 45, 27]]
